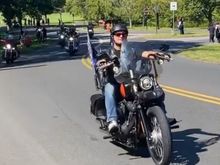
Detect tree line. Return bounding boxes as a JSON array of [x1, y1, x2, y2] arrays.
[[66, 0, 220, 27], [0, 0, 220, 29], [0, 0, 65, 29]]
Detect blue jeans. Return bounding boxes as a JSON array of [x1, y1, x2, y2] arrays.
[[104, 82, 119, 122]]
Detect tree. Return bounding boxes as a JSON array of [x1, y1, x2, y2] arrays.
[[65, 0, 86, 18], [0, 0, 27, 30], [64, 0, 219, 27], [184, 0, 218, 25]]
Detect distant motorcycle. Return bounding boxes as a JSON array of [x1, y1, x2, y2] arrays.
[[58, 32, 66, 48], [88, 27, 94, 39], [65, 35, 79, 56], [1, 42, 20, 64]]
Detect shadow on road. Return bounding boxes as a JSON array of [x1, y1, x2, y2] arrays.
[[171, 128, 220, 165], [0, 39, 87, 70], [110, 141, 150, 159], [90, 34, 204, 55], [132, 40, 202, 54], [0, 64, 47, 71], [108, 128, 220, 164], [0, 32, 204, 71]]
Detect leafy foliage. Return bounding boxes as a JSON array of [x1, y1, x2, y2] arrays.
[[0, 0, 220, 28]]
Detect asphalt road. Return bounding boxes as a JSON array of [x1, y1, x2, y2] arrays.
[[0, 30, 219, 165]]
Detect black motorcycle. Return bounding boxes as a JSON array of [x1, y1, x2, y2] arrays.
[[1, 42, 20, 64], [58, 32, 66, 48], [65, 35, 79, 56], [88, 28, 94, 39], [87, 23, 94, 39], [90, 42, 177, 165]]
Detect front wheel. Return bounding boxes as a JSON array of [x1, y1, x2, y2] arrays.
[[145, 106, 172, 165]]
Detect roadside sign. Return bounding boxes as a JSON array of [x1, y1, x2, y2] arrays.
[[170, 2, 177, 11]]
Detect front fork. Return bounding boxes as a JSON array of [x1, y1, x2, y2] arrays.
[[4, 49, 12, 59], [138, 107, 149, 140]]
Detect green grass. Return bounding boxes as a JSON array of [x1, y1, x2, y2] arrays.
[[47, 12, 84, 25], [20, 39, 53, 54], [0, 39, 52, 55], [179, 44, 220, 64], [94, 26, 208, 38], [0, 12, 84, 26], [141, 32, 208, 39], [135, 27, 208, 39]]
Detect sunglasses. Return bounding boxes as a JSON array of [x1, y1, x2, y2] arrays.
[[114, 32, 128, 37]]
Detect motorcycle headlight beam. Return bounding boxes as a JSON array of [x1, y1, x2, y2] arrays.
[[60, 35, 64, 39], [69, 37, 74, 41], [6, 44, 12, 49], [139, 76, 153, 90]]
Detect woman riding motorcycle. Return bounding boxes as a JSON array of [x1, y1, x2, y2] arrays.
[[96, 23, 161, 133]]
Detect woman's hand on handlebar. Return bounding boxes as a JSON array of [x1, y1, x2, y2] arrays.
[[142, 51, 171, 62], [96, 59, 107, 67], [96, 59, 114, 70], [142, 51, 157, 59]]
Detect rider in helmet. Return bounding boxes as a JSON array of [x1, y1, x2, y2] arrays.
[[67, 25, 79, 48], [104, 20, 112, 33], [96, 23, 159, 133], [68, 26, 78, 37]]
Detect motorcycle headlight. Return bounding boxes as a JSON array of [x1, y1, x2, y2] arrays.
[[139, 76, 153, 90], [60, 35, 64, 39], [89, 29, 93, 32], [69, 37, 74, 41], [6, 44, 12, 49]]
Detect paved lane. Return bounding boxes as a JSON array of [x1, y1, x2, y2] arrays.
[[0, 30, 219, 165]]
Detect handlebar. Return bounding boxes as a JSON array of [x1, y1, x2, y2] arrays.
[[148, 52, 172, 62], [97, 61, 114, 70], [96, 52, 172, 71]]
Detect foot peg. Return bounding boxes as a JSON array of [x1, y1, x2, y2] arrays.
[[103, 135, 112, 139], [171, 125, 179, 129], [168, 118, 177, 125]]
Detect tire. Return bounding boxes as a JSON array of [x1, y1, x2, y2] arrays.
[[6, 59, 10, 64], [145, 106, 172, 165], [69, 46, 75, 56], [1, 53, 4, 64], [69, 50, 75, 56]]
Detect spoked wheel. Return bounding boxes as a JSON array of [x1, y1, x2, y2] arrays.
[[145, 106, 172, 165]]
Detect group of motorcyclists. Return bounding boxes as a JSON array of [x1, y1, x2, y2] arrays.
[[0, 20, 95, 64], [57, 23, 94, 55], [0, 16, 178, 164], [0, 25, 46, 65]]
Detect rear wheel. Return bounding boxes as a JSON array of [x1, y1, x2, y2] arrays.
[[145, 106, 172, 165]]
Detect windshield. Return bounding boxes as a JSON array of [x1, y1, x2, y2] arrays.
[[114, 41, 152, 83]]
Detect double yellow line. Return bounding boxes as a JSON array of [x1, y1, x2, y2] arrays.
[[81, 56, 92, 69], [161, 85, 220, 106], [82, 57, 220, 106]]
